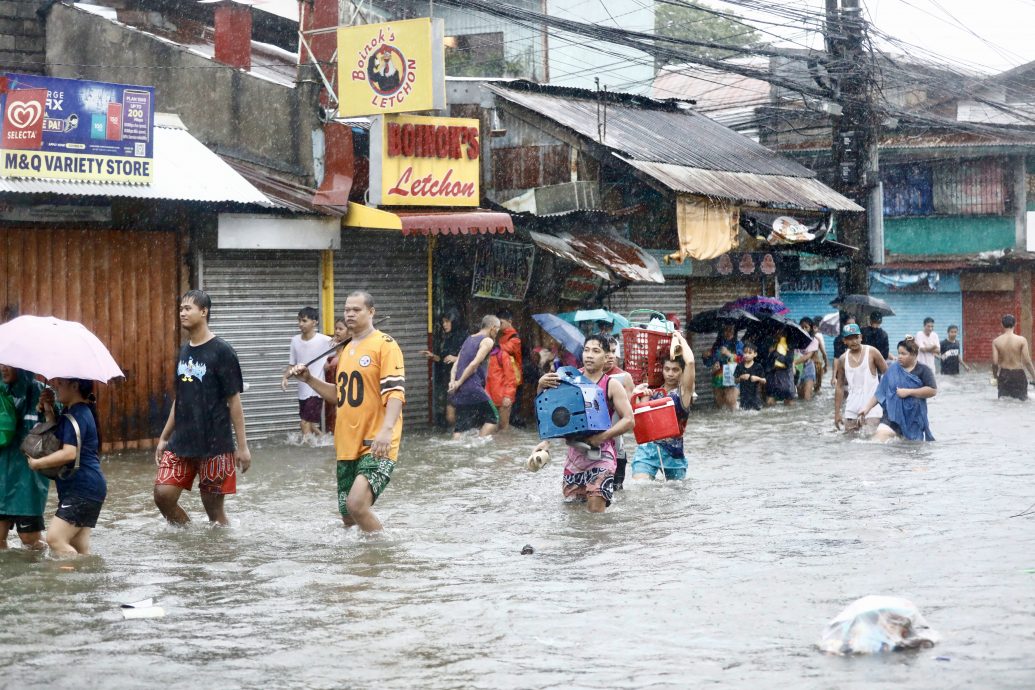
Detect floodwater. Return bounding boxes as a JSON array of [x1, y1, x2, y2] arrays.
[[2, 371, 1034, 689]]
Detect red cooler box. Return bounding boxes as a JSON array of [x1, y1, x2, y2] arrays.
[[632, 396, 681, 444]]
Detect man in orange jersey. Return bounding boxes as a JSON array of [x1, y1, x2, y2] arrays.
[[292, 291, 404, 532]]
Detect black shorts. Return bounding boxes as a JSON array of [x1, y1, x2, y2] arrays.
[[0, 514, 45, 534], [55, 496, 104, 529], [454, 400, 499, 433], [299, 396, 323, 423]]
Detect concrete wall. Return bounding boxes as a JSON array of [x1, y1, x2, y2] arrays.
[[884, 216, 1015, 256], [0, 0, 45, 75], [44, 3, 320, 182]]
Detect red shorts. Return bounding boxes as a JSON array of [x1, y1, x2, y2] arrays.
[[155, 450, 237, 495]]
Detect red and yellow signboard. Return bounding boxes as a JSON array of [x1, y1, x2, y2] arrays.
[[337, 18, 445, 117], [369, 114, 480, 207]]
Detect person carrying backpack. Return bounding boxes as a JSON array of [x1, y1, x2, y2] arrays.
[[0, 365, 50, 550]]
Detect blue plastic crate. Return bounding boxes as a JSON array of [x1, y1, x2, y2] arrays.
[[535, 366, 612, 439]]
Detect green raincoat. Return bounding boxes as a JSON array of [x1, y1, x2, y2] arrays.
[[0, 370, 49, 517]]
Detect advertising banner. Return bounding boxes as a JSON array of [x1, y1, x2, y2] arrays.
[[471, 239, 535, 301], [1, 73, 154, 184], [369, 114, 480, 207], [337, 18, 445, 117]]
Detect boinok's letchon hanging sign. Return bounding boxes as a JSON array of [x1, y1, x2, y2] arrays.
[[369, 113, 480, 207], [1, 73, 154, 184], [337, 18, 446, 117]]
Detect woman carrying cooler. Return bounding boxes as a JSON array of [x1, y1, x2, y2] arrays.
[[859, 338, 937, 442], [28, 378, 106, 556]]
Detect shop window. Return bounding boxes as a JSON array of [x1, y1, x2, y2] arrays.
[[882, 163, 933, 217], [445, 32, 507, 77], [932, 158, 1007, 215]]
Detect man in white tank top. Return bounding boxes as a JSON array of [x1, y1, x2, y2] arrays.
[[833, 323, 888, 432]]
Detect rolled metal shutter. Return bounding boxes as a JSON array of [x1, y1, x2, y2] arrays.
[[963, 291, 1015, 362], [608, 280, 688, 325], [686, 277, 760, 407], [334, 231, 430, 429], [202, 250, 321, 441], [870, 293, 963, 356]]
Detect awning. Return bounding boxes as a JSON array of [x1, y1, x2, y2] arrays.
[[0, 114, 275, 206], [343, 202, 513, 236], [528, 229, 664, 284]]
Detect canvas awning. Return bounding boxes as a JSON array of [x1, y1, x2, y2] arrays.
[[528, 230, 664, 283], [343, 202, 513, 236]]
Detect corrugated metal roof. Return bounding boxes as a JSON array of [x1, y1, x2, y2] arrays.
[[623, 159, 863, 212], [487, 82, 815, 177], [0, 122, 276, 206], [528, 230, 664, 284]]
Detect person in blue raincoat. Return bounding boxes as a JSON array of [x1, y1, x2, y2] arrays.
[[0, 365, 50, 549]]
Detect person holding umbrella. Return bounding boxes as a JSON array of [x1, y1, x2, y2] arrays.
[[28, 378, 105, 556], [704, 323, 742, 411], [0, 365, 50, 550], [861, 312, 890, 361]]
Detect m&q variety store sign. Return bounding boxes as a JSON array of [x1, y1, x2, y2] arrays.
[[337, 18, 445, 117], [369, 114, 480, 207], [1, 73, 154, 184]]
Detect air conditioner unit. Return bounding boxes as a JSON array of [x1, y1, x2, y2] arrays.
[[533, 181, 601, 216]]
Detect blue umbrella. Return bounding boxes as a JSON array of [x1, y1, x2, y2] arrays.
[[532, 313, 586, 356], [573, 309, 632, 334]]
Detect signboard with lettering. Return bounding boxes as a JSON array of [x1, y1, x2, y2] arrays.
[[337, 18, 445, 117], [560, 267, 604, 303], [471, 239, 535, 302], [1, 73, 154, 183], [369, 114, 480, 207]]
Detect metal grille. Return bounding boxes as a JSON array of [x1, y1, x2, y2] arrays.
[[334, 231, 430, 429], [202, 251, 322, 441]]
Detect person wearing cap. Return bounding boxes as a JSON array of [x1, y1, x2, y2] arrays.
[[833, 323, 888, 432], [861, 311, 890, 361]]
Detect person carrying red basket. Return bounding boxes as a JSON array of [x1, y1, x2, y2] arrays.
[[630, 332, 696, 481]]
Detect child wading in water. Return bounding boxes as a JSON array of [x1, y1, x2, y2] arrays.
[[734, 342, 766, 410], [630, 332, 696, 481], [28, 378, 106, 556]]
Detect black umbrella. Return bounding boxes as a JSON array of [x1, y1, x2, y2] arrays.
[[755, 314, 814, 350], [687, 308, 760, 333], [830, 294, 895, 316]]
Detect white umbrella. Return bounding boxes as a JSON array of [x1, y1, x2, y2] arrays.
[[818, 312, 841, 337], [0, 315, 124, 382]]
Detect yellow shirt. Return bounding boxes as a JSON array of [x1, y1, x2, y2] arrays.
[[333, 330, 405, 462]]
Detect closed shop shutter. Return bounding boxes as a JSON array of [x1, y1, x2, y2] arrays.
[[608, 280, 688, 325], [202, 250, 321, 441], [963, 291, 1016, 362], [686, 277, 760, 407], [1, 227, 182, 448], [876, 293, 963, 353], [335, 230, 430, 429], [779, 273, 839, 356]]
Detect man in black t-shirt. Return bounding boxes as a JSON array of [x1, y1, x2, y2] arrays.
[[940, 324, 969, 375], [154, 290, 251, 526], [861, 312, 890, 361]]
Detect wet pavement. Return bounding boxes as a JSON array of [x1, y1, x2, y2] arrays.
[[1, 371, 1034, 689]]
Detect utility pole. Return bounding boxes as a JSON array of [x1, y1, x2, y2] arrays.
[[825, 0, 880, 297]]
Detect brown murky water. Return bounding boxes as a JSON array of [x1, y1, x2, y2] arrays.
[[2, 371, 1034, 689]]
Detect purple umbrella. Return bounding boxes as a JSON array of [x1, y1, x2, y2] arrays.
[[723, 296, 789, 316], [0, 315, 124, 382]]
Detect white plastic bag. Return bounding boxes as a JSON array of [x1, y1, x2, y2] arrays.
[[817, 596, 939, 655]]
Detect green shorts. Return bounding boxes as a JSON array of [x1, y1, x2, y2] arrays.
[[336, 454, 395, 516]]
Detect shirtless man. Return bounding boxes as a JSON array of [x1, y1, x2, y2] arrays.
[[992, 314, 1035, 401], [833, 323, 888, 432]]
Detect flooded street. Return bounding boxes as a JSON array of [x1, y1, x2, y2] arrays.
[[2, 371, 1034, 689]]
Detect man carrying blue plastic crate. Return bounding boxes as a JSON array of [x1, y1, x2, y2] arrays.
[[532, 334, 634, 513]]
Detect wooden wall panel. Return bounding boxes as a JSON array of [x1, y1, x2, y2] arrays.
[[0, 228, 182, 449]]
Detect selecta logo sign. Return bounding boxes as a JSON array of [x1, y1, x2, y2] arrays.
[[2, 88, 46, 149], [337, 18, 445, 117]]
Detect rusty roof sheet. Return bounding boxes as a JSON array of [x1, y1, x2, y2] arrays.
[[487, 82, 815, 178], [623, 159, 863, 212], [528, 230, 664, 284]]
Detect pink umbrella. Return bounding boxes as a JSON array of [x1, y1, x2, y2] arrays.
[[0, 315, 124, 382]]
